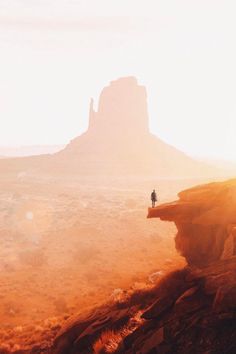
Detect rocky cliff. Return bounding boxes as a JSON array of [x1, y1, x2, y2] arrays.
[[148, 178, 236, 267], [50, 179, 236, 354]]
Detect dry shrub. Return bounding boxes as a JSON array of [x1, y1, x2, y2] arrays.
[[84, 270, 99, 284], [93, 271, 189, 353], [73, 244, 100, 265], [4, 301, 21, 316], [150, 267, 189, 297], [93, 312, 144, 354], [53, 297, 68, 313], [18, 249, 47, 267], [93, 327, 131, 354], [110, 289, 126, 303], [115, 268, 189, 310], [148, 232, 163, 243], [93, 329, 123, 353]]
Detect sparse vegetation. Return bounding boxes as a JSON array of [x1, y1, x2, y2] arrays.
[[93, 329, 124, 353], [93, 312, 144, 354], [18, 249, 47, 268], [0, 178, 186, 350]]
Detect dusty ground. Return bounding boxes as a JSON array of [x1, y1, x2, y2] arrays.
[[0, 176, 211, 352]]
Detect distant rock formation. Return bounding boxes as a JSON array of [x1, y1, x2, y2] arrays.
[[51, 179, 236, 354], [87, 77, 149, 136], [0, 76, 223, 177], [52, 76, 218, 177]]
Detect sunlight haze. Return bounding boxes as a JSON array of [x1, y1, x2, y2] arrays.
[[0, 2, 236, 351], [0, 0, 236, 161]]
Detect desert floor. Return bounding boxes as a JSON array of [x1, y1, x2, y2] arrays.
[[0, 176, 213, 351]]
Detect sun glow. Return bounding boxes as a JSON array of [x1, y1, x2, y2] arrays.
[[0, 1, 236, 162]]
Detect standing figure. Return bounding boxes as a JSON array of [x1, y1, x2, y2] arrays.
[[151, 189, 157, 208]]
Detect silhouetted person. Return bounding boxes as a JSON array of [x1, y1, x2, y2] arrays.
[[151, 189, 157, 208]]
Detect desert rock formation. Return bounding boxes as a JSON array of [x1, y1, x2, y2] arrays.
[[148, 178, 236, 267], [52, 179, 236, 354], [0, 77, 221, 178], [54, 77, 217, 177]]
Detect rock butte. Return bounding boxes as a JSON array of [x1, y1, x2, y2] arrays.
[[51, 179, 236, 353], [54, 76, 217, 177], [0, 76, 220, 177]]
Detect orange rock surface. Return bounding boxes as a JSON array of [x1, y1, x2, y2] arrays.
[[51, 179, 236, 353], [148, 178, 236, 267]]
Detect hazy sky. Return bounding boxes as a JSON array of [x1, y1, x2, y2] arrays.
[[1, 0, 236, 161]]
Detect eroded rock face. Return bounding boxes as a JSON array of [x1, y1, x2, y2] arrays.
[[148, 179, 236, 267], [51, 259, 236, 354], [50, 179, 236, 354]]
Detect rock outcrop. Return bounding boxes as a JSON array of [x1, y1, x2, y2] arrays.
[[148, 178, 236, 267], [50, 179, 236, 354]]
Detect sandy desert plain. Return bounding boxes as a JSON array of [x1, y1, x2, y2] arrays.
[[0, 174, 219, 351]]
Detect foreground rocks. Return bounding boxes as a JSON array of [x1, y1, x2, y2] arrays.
[[51, 179, 236, 354], [52, 258, 236, 354]]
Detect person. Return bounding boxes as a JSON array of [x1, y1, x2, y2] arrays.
[[151, 189, 157, 208]]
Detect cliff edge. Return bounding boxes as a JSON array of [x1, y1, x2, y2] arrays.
[[148, 178, 236, 267], [51, 179, 236, 354]]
